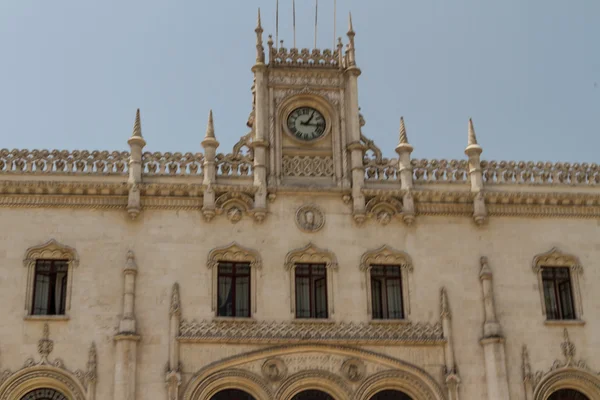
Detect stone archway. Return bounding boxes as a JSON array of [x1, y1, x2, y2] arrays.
[[21, 388, 69, 400], [548, 389, 589, 400]]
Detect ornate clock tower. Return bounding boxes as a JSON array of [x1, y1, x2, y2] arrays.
[[250, 10, 366, 217]]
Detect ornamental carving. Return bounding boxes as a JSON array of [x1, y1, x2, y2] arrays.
[[274, 88, 340, 107], [214, 192, 255, 223], [142, 151, 204, 176], [178, 319, 443, 345], [216, 133, 254, 177], [365, 196, 403, 225], [207, 243, 262, 270], [284, 243, 337, 271], [532, 247, 582, 273], [411, 159, 469, 183], [282, 155, 334, 178], [362, 135, 399, 182], [341, 358, 365, 382], [23, 239, 79, 268], [262, 358, 287, 382], [269, 46, 340, 69], [359, 245, 413, 272], [269, 71, 343, 87], [482, 160, 600, 186], [295, 205, 325, 233]]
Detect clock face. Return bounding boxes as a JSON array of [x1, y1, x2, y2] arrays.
[[287, 107, 326, 141]]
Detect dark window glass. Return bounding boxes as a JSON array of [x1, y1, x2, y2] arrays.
[[295, 264, 327, 319], [548, 389, 589, 400], [21, 388, 68, 400], [291, 390, 334, 400], [370, 265, 404, 319], [32, 260, 68, 316], [541, 267, 575, 320], [217, 262, 251, 317], [210, 389, 256, 400]]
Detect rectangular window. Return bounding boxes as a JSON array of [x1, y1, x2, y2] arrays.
[[217, 262, 251, 317], [295, 264, 327, 319], [370, 265, 404, 320], [542, 267, 575, 320], [32, 260, 68, 315]]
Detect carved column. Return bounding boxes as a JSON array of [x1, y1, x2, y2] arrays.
[[395, 117, 415, 225], [522, 345, 534, 400], [441, 288, 460, 400], [251, 10, 268, 222], [86, 342, 97, 400], [127, 109, 146, 219], [201, 110, 219, 221], [166, 283, 182, 400], [479, 257, 510, 400], [114, 251, 141, 400], [465, 119, 487, 225]]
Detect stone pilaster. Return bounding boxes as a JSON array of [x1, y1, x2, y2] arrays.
[[395, 117, 415, 225], [113, 250, 141, 400], [479, 257, 510, 400], [127, 109, 146, 220], [465, 119, 487, 225], [440, 288, 460, 400], [522, 345, 534, 400], [166, 282, 182, 400], [201, 110, 219, 221]]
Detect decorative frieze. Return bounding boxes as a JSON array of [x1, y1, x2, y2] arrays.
[[282, 155, 334, 177], [482, 160, 600, 185], [268, 71, 343, 88], [178, 319, 444, 345], [269, 46, 340, 69]]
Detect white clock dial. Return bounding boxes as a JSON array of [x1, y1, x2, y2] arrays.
[[287, 107, 326, 141]]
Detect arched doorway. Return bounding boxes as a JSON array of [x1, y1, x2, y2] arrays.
[[210, 389, 256, 400], [369, 390, 413, 400], [21, 388, 68, 400], [292, 390, 335, 400], [548, 389, 589, 400]]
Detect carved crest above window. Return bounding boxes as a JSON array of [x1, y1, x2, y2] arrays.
[[206, 242, 262, 270], [284, 243, 338, 270], [23, 239, 79, 268], [532, 247, 582, 273], [359, 245, 413, 272]]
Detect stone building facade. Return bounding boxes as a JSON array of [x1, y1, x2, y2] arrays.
[[0, 11, 599, 400]]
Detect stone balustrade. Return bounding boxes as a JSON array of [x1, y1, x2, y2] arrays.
[[142, 152, 204, 176], [412, 159, 470, 184], [482, 160, 600, 186]]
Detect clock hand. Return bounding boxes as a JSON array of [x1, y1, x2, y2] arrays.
[[301, 111, 316, 125]]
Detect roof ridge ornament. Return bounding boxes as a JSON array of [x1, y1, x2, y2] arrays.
[[132, 109, 142, 138], [468, 118, 478, 146], [205, 110, 215, 140]]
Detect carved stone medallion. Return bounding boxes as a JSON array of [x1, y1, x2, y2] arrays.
[[341, 358, 365, 382], [262, 358, 287, 382], [295, 205, 325, 233]]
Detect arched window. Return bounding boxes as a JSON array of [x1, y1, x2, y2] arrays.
[[548, 389, 589, 400], [369, 390, 413, 400], [21, 388, 68, 400], [210, 389, 256, 400], [291, 390, 335, 400]]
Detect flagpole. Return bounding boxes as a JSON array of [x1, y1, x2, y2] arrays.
[[293, 0, 296, 48], [333, 0, 337, 49], [314, 0, 318, 49], [275, 0, 279, 50]]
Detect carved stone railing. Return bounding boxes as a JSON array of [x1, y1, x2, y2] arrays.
[[364, 157, 399, 181], [412, 159, 469, 184], [269, 47, 340, 69], [216, 133, 254, 177], [178, 319, 444, 345], [142, 152, 204, 176], [482, 160, 600, 185], [0, 149, 129, 175]]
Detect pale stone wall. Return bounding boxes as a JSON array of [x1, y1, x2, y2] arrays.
[[0, 199, 598, 399]]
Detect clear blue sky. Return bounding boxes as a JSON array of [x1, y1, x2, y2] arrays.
[[1, 1, 598, 162]]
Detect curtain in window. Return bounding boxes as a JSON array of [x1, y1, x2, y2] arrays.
[[371, 278, 383, 319], [33, 272, 50, 315], [315, 277, 327, 318], [218, 276, 233, 316], [386, 278, 403, 319], [296, 276, 310, 318], [236, 275, 250, 317]]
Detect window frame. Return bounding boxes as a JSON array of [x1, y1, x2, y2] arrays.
[[216, 261, 252, 318], [284, 243, 338, 319], [31, 259, 69, 316], [369, 264, 405, 320], [360, 245, 413, 320], [207, 242, 262, 318], [532, 247, 584, 322], [23, 239, 79, 318], [294, 263, 328, 319]]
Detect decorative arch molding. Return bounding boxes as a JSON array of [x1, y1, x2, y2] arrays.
[[23, 239, 80, 315], [355, 370, 443, 400], [276, 370, 351, 400], [214, 192, 255, 223], [181, 344, 446, 400], [360, 245, 413, 318], [0, 365, 87, 400], [531, 247, 584, 319], [184, 369, 272, 400], [284, 243, 338, 316], [207, 242, 262, 314], [533, 369, 600, 400]]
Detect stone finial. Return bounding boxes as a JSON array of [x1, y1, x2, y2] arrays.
[[255, 9, 265, 64], [38, 323, 53, 364], [170, 282, 181, 316], [465, 118, 482, 155], [204, 110, 216, 140], [395, 117, 413, 154], [128, 109, 146, 147], [124, 250, 137, 273], [256, 8, 262, 31], [479, 256, 493, 280], [87, 342, 97, 383], [347, 12, 355, 37], [440, 287, 451, 319]]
